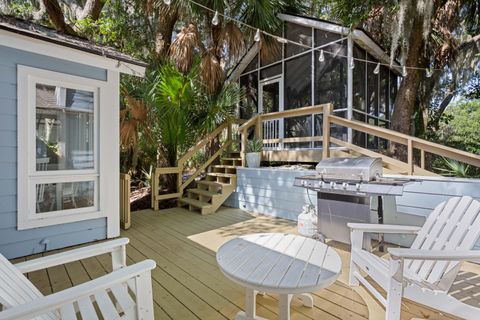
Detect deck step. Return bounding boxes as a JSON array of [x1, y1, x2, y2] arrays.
[[188, 188, 220, 197], [207, 172, 236, 178], [179, 197, 212, 209], [197, 180, 232, 189], [212, 165, 237, 169], [222, 157, 242, 161]]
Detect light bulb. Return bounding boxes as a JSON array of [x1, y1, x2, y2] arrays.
[[276, 36, 288, 44], [254, 29, 261, 42], [373, 63, 380, 75], [318, 50, 325, 62], [402, 65, 407, 77], [426, 68, 433, 78], [212, 11, 219, 26], [349, 57, 355, 69], [164, 0, 171, 5]]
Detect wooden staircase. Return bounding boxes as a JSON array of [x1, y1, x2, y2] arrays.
[[178, 152, 241, 215]]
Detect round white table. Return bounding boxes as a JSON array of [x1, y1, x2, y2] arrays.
[[216, 233, 342, 320]]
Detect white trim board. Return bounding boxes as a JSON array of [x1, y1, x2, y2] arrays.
[[0, 29, 145, 77], [17, 65, 120, 238]]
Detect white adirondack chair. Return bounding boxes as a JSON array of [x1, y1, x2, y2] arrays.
[[0, 238, 156, 320], [348, 196, 480, 320]]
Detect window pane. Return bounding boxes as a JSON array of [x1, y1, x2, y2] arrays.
[[261, 82, 280, 113], [285, 22, 312, 58], [260, 63, 281, 80], [315, 29, 341, 48], [284, 115, 312, 149], [36, 84, 94, 171], [390, 71, 398, 119], [314, 40, 347, 109], [260, 43, 282, 67], [240, 73, 258, 119], [331, 111, 348, 141], [284, 53, 312, 109], [36, 180, 94, 213], [353, 45, 366, 111], [366, 54, 378, 117], [353, 111, 366, 147], [379, 66, 389, 120]]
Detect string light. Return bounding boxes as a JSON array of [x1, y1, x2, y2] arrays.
[[212, 11, 219, 26], [163, 0, 171, 5], [185, 0, 441, 75], [318, 50, 325, 62], [254, 29, 261, 42], [373, 63, 380, 74]]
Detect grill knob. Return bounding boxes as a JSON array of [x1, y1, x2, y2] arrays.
[[356, 183, 361, 190], [342, 182, 348, 189], [330, 182, 336, 188]]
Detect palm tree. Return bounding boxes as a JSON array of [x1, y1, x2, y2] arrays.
[[153, 0, 306, 93]]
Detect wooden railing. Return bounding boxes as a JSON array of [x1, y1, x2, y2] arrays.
[[151, 120, 242, 210], [238, 103, 480, 175], [119, 173, 131, 230]]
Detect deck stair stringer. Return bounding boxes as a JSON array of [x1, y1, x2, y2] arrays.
[[178, 152, 240, 215]]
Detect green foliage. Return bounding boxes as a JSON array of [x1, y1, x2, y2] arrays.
[[434, 158, 472, 178], [247, 138, 263, 153], [435, 100, 480, 155]]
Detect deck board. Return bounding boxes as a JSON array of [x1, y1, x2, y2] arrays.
[[20, 206, 465, 320]]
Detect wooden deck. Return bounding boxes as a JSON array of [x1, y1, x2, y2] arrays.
[[15, 206, 479, 319]]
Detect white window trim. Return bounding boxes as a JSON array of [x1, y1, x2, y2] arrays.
[[17, 65, 120, 237]]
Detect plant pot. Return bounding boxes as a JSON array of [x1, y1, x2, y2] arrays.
[[246, 152, 261, 168]]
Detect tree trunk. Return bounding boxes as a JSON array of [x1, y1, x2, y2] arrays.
[[154, 5, 179, 60], [78, 0, 106, 21], [390, 12, 429, 159], [42, 0, 76, 35]]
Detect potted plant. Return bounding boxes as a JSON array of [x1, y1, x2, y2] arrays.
[[246, 137, 263, 168]]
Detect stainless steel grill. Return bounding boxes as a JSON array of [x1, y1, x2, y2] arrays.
[[294, 157, 411, 247]]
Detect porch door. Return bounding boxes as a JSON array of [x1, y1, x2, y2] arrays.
[[259, 77, 283, 150]]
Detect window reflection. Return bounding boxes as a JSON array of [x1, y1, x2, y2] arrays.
[[35, 84, 94, 171]]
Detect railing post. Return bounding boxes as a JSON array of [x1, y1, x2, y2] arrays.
[[407, 139, 414, 175], [254, 116, 261, 139], [420, 149, 425, 169], [227, 121, 232, 153], [241, 128, 247, 167], [152, 169, 158, 211], [322, 103, 332, 159]]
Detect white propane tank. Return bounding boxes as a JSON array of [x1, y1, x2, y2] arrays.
[[297, 204, 317, 237]]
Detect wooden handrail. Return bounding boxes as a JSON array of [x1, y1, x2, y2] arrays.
[[328, 115, 480, 168], [178, 122, 230, 166]]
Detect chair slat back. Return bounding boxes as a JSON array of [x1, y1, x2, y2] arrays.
[[0, 254, 56, 320], [407, 196, 480, 286]]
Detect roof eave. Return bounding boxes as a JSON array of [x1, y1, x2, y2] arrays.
[[0, 28, 145, 77]]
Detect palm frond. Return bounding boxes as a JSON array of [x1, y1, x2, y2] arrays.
[[169, 23, 200, 74], [200, 50, 224, 94], [217, 21, 245, 60]]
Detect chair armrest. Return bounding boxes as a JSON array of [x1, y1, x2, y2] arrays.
[[14, 238, 129, 273], [348, 223, 421, 234], [388, 248, 480, 262], [0, 260, 156, 320]]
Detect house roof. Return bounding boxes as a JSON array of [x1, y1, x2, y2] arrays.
[[0, 15, 146, 76], [229, 13, 400, 80]]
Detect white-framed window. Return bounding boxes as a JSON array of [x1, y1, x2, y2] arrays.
[[17, 65, 119, 231]]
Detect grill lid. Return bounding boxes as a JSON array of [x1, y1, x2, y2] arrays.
[[315, 157, 382, 182]]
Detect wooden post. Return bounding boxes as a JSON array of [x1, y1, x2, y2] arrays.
[[407, 139, 413, 175], [227, 121, 232, 153], [420, 149, 425, 169], [322, 103, 332, 159], [254, 116, 261, 139], [120, 173, 131, 229], [152, 170, 158, 211], [241, 129, 247, 167]]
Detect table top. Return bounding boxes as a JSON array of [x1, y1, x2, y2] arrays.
[[216, 233, 342, 294]]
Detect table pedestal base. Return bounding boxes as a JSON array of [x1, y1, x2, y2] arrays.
[[238, 289, 314, 320]]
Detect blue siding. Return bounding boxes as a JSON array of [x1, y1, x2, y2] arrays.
[[0, 44, 107, 259], [226, 168, 480, 248]]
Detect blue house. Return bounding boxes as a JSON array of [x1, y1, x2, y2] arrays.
[[0, 16, 146, 259]]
